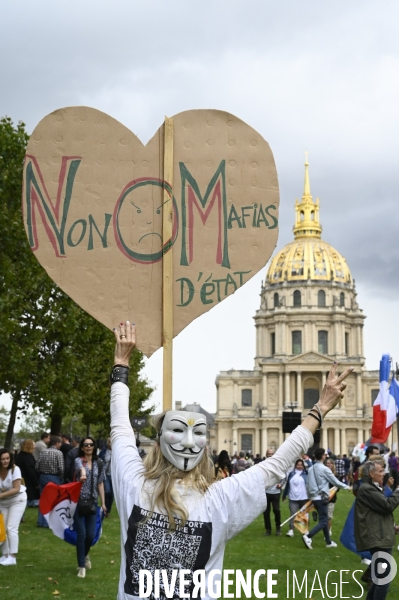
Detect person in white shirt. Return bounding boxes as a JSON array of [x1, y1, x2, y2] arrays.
[[110, 321, 353, 600], [0, 448, 27, 566], [282, 458, 309, 537]]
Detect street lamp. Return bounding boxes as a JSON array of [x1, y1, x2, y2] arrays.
[[224, 439, 237, 455], [70, 417, 78, 438]]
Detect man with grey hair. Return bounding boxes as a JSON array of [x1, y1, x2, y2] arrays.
[[354, 460, 399, 600]]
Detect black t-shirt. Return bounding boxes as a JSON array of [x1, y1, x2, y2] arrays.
[[60, 442, 72, 461]]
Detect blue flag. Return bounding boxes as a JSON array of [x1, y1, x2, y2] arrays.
[[389, 377, 399, 412]]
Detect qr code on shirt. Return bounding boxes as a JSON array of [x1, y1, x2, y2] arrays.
[[125, 505, 212, 600]]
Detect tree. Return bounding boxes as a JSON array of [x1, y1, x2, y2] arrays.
[[0, 405, 9, 446], [25, 289, 154, 435], [0, 117, 153, 446], [16, 409, 50, 441], [0, 116, 48, 447]]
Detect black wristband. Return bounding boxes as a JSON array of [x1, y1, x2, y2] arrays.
[[110, 364, 130, 386], [307, 411, 321, 428]]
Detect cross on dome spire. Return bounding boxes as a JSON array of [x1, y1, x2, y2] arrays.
[[293, 153, 322, 239]]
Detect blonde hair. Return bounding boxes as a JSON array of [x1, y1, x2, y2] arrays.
[[324, 458, 336, 475], [21, 439, 35, 453], [142, 413, 214, 529]]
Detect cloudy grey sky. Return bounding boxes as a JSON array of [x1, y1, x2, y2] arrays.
[[1, 0, 399, 415]]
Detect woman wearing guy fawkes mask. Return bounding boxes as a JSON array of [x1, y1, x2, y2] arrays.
[[110, 322, 353, 600]]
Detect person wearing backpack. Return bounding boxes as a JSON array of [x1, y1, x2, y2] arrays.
[[232, 451, 248, 474], [303, 447, 349, 550], [74, 437, 106, 578]]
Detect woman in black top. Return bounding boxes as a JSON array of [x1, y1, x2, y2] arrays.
[[74, 437, 106, 578], [15, 439, 39, 507]]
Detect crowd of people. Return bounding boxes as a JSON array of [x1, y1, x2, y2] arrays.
[[1, 431, 398, 584], [0, 324, 398, 600], [210, 442, 399, 599], [0, 431, 116, 575]]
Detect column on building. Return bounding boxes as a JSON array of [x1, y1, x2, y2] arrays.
[[360, 324, 364, 357], [232, 425, 238, 450], [261, 427, 267, 457], [256, 381, 261, 407], [334, 428, 340, 455], [276, 320, 286, 354], [281, 319, 287, 355], [322, 372, 327, 389], [233, 381, 238, 407], [341, 428, 347, 456], [312, 322, 317, 353], [357, 326, 362, 357], [262, 373, 268, 406], [297, 371, 302, 407], [304, 321, 311, 354], [357, 372, 363, 411], [334, 320, 340, 355], [256, 322, 262, 357], [256, 427, 261, 456], [278, 428, 284, 447], [278, 372, 283, 409], [341, 320, 346, 355], [357, 428, 363, 445], [285, 371, 290, 406], [321, 428, 328, 449]]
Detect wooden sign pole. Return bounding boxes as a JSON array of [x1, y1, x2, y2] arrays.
[[162, 117, 174, 411]]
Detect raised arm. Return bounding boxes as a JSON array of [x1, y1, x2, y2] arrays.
[[324, 468, 349, 490], [110, 322, 145, 483], [254, 363, 353, 487]]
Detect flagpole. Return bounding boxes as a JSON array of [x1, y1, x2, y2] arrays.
[[396, 361, 399, 453], [162, 116, 174, 412], [279, 499, 314, 528], [280, 487, 338, 528], [280, 507, 310, 528]]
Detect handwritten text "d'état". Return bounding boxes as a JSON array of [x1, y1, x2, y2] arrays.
[[176, 271, 251, 307]]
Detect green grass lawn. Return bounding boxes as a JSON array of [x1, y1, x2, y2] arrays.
[[1, 492, 398, 599]]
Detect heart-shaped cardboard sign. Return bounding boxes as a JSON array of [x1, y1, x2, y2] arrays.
[[22, 107, 279, 356]]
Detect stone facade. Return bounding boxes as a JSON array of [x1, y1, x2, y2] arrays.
[[214, 159, 386, 456]]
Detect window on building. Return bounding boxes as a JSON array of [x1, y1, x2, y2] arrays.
[[293, 290, 301, 307], [241, 389, 252, 407], [292, 330, 302, 355], [340, 292, 345, 307], [241, 434, 253, 454], [271, 332, 276, 356], [345, 332, 349, 355], [318, 330, 328, 354], [318, 290, 326, 307], [273, 292, 279, 308], [371, 389, 379, 405], [304, 388, 319, 409]]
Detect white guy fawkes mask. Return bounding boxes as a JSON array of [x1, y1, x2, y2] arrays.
[[159, 411, 208, 471]]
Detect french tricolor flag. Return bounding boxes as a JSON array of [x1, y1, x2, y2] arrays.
[[370, 354, 397, 444], [39, 482, 82, 541]]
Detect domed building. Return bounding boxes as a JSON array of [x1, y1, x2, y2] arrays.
[[215, 158, 380, 456]]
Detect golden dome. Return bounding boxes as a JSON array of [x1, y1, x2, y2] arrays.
[[266, 155, 352, 285]]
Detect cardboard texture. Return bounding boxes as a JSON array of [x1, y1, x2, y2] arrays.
[[22, 107, 279, 357]]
